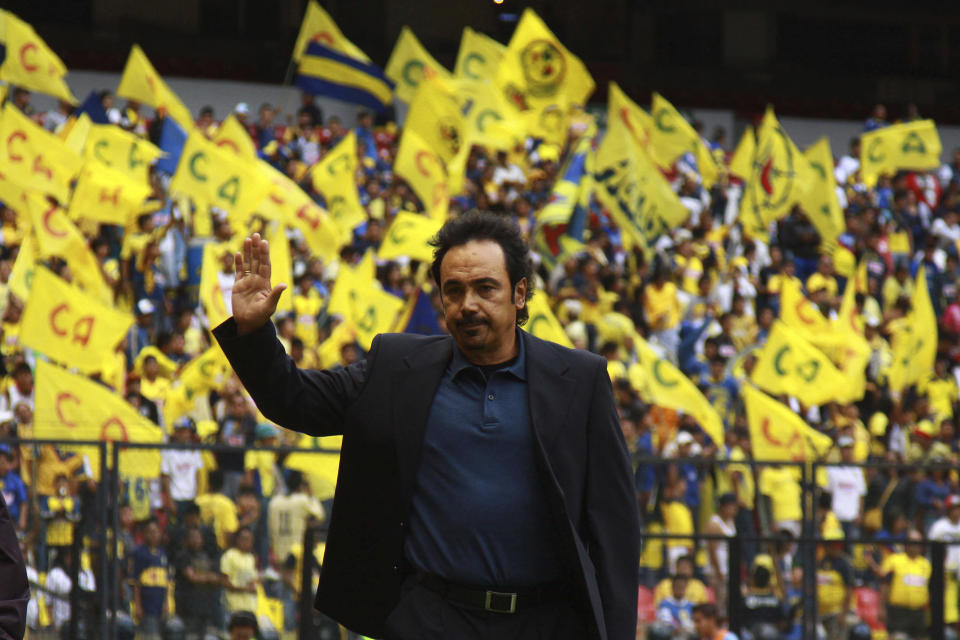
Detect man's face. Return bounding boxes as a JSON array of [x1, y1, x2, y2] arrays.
[[0, 453, 10, 475], [439, 240, 526, 360], [230, 625, 256, 640], [693, 611, 712, 637], [145, 523, 161, 548]]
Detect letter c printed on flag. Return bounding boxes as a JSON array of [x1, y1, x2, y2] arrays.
[[653, 108, 675, 133], [402, 60, 426, 89], [462, 53, 485, 79], [19, 43, 39, 72], [55, 392, 80, 428], [652, 359, 679, 387], [189, 151, 208, 182]]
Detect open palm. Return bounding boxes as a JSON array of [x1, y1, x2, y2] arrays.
[[232, 232, 287, 335]]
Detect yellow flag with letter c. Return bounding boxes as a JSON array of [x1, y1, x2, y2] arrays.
[[750, 321, 848, 406]]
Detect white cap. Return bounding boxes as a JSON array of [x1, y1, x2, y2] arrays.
[[136, 299, 155, 315], [676, 430, 694, 446], [235, 102, 250, 115]]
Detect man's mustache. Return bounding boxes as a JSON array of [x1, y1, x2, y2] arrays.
[[457, 315, 488, 328]]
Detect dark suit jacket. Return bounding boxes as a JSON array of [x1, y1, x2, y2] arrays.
[[215, 319, 639, 640], [0, 491, 28, 640]]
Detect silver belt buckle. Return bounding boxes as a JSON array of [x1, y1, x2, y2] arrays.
[[484, 590, 518, 613]]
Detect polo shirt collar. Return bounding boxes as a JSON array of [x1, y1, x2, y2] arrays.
[[449, 328, 527, 381]]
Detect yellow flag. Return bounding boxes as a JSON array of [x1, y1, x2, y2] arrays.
[[8, 232, 35, 302], [454, 27, 505, 80], [199, 242, 232, 327], [889, 266, 938, 392], [860, 119, 941, 188], [386, 26, 452, 103], [317, 319, 358, 369], [327, 250, 376, 319], [266, 222, 293, 313], [751, 321, 848, 406], [20, 267, 132, 373], [34, 360, 163, 479], [778, 278, 831, 338], [0, 11, 75, 103], [497, 8, 595, 110], [291, 0, 370, 63], [404, 76, 465, 167], [649, 93, 719, 186], [284, 434, 341, 501], [394, 129, 449, 221], [255, 583, 284, 633], [213, 114, 257, 160], [170, 130, 270, 221], [257, 161, 341, 261], [116, 44, 193, 129], [455, 77, 527, 152], [68, 163, 152, 226], [739, 107, 813, 237], [164, 345, 230, 423], [744, 385, 833, 462], [25, 193, 113, 305], [351, 286, 404, 350], [607, 82, 658, 162], [594, 116, 689, 248], [378, 212, 442, 263], [801, 138, 845, 251], [310, 131, 365, 237], [0, 102, 82, 203], [728, 126, 755, 179], [83, 124, 162, 184], [523, 295, 574, 348], [59, 113, 91, 154], [628, 337, 724, 446]]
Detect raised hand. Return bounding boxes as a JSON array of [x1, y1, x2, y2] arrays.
[[232, 233, 287, 335]]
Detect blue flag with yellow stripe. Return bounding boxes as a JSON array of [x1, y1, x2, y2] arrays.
[[295, 42, 394, 113]]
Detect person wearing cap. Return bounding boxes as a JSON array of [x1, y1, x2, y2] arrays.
[[929, 494, 960, 626], [216, 216, 638, 639], [160, 417, 204, 522], [877, 529, 930, 638], [826, 436, 867, 541]]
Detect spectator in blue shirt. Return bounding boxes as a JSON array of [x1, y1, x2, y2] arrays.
[[656, 574, 694, 635], [131, 518, 169, 637], [0, 446, 26, 530]]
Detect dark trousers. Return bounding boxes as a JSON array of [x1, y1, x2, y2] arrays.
[[383, 575, 592, 640]]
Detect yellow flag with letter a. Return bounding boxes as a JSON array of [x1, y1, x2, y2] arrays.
[[394, 129, 449, 221], [385, 26, 452, 103], [25, 193, 113, 305], [607, 82, 658, 163], [265, 222, 293, 314], [284, 434, 342, 501], [212, 115, 257, 161], [496, 8, 594, 111], [291, 0, 370, 64], [0, 10, 75, 103], [860, 119, 941, 188], [34, 360, 163, 479], [310, 131, 365, 238], [454, 27, 505, 81], [83, 124, 162, 184], [627, 336, 724, 447], [170, 130, 270, 222], [801, 138, 845, 251], [523, 295, 573, 348], [116, 44, 193, 129], [593, 115, 689, 249], [378, 212, 442, 263], [888, 266, 937, 393], [68, 163, 152, 226], [744, 384, 833, 462], [0, 102, 81, 203], [20, 267, 133, 374], [739, 107, 814, 238], [164, 345, 230, 424], [257, 161, 341, 262], [750, 321, 848, 406], [648, 93, 719, 186]]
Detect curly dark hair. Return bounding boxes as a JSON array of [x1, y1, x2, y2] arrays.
[[429, 211, 534, 325]]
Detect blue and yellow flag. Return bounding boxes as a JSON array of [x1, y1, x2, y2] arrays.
[[295, 41, 393, 113]]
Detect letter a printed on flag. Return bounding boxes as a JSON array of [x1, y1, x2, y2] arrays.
[[860, 119, 941, 188], [20, 267, 133, 374], [750, 321, 848, 406], [0, 102, 82, 203]]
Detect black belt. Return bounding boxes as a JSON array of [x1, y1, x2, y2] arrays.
[[413, 571, 570, 614]]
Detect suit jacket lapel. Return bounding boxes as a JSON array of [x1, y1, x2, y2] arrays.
[[393, 337, 453, 515], [522, 331, 577, 459]]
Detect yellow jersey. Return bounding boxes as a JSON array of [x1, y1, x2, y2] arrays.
[[881, 552, 930, 609]]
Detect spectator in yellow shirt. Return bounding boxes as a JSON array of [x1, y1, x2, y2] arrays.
[[221, 527, 259, 615], [662, 479, 694, 573], [653, 555, 710, 606], [806, 255, 839, 302], [878, 530, 930, 638], [644, 262, 682, 362], [194, 470, 239, 550]]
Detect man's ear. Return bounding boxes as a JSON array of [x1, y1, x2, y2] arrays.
[[514, 277, 527, 310]]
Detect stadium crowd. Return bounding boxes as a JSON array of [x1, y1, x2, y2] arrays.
[[1, 81, 960, 640]]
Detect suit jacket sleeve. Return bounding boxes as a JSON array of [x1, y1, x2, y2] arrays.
[[0, 491, 27, 640], [585, 359, 640, 640], [213, 318, 374, 436]]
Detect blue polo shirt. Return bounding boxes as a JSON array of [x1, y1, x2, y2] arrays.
[[404, 332, 561, 587]]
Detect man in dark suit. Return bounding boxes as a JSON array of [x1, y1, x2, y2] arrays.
[[214, 212, 639, 639]]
